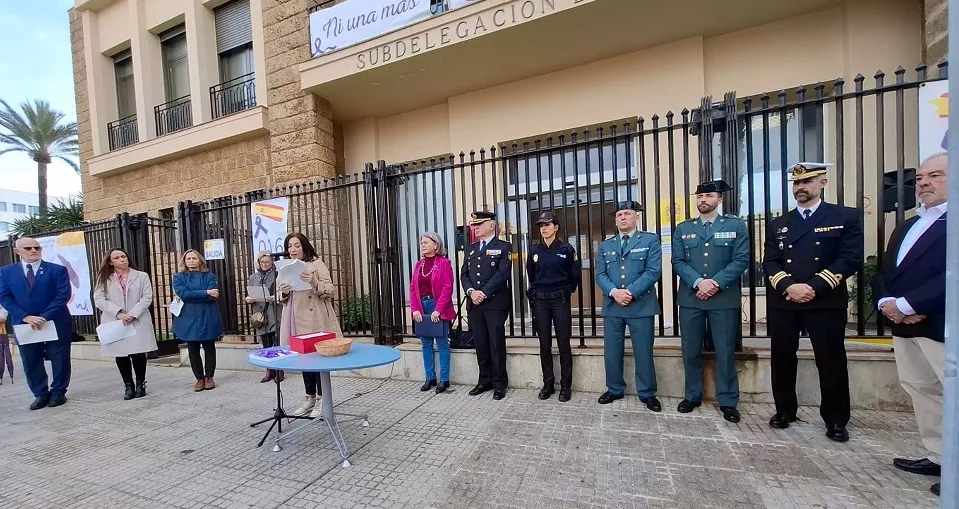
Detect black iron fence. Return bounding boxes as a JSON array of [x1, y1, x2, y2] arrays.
[[0, 214, 179, 354], [107, 115, 138, 151], [2, 62, 943, 348], [210, 74, 257, 120], [155, 96, 193, 137]]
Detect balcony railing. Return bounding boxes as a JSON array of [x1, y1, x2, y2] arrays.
[[210, 73, 257, 120], [107, 115, 139, 151], [154, 96, 193, 137]]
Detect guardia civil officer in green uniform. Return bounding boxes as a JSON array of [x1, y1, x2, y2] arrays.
[[460, 211, 513, 401], [596, 201, 663, 411], [762, 162, 863, 442], [671, 180, 749, 423], [526, 211, 580, 402]]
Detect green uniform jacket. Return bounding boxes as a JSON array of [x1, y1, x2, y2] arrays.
[[671, 215, 750, 310], [596, 231, 662, 318]]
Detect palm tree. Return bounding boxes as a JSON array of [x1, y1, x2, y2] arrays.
[[11, 194, 85, 237], [0, 99, 80, 213]]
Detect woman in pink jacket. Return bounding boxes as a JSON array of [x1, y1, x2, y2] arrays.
[[409, 232, 456, 393]]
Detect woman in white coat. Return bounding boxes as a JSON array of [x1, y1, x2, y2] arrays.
[[93, 248, 158, 400]]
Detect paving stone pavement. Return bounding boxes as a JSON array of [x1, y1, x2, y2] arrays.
[[0, 360, 941, 509]]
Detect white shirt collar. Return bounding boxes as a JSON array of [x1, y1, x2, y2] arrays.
[[21, 260, 40, 269], [917, 202, 947, 218], [797, 200, 822, 216]]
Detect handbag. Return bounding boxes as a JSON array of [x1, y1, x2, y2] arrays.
[[249, 280, 270, 329], [448, 297, 474, 350]]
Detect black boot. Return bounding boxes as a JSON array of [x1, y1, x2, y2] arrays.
[[420, 379, 437, 392], [135, 380, 147, 398], [123, 382, 136, 400]]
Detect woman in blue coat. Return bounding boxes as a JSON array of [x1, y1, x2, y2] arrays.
[[171, 250, 223, 392]]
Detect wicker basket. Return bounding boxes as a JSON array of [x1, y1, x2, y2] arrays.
[[314, 337, 353, 357]]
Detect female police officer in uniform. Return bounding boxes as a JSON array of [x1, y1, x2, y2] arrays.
[[526, 211, 580, 402]]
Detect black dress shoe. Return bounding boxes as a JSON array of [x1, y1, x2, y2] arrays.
[[538, 385, 554, 400], [435, 381, 450, 394], [123, 383, 136, 401], [931, 483, 940, 497], [720, 406, 741, 423], [420, 379, 437, 392], [597, 392, 624, 404], [558, 387, 571, 402], [768, 413, 797, 429], [677, 399, 701, 413], [48, 394, 67, 408], [29, 397, 49, 410], [492, 389, 506, 400], [641, 397, 662, 412], [135, 381, 147, 398], [892, 457, 941, 476], [468, 384, 492, 396], [825, 424, 849, 442]]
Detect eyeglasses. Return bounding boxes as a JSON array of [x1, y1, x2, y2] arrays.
[[21, 246, 41, 251]]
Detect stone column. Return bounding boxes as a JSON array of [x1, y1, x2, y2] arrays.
[[261, 0, 338, 185], [70, 8, 102, 219], [924, 0, 948, 64]]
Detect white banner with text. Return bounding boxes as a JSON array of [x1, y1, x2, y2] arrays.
[[309, 0, 483, 57], [37, 232, 93, 316], [250, 197, 290, 260]]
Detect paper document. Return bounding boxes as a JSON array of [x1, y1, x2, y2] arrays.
[[246, 286, 272, 301], [169, 297, 184, 317], [13, 321, 58, 345], [96, 320, 138, 345], [276, 259, 311, 292]]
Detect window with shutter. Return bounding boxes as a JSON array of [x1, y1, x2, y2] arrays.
[[214, 0, 252, 55]]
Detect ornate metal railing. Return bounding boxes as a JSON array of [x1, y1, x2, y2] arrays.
[[210, 73, 256, 120], [154, 96, 193, 137], [106, 115, 138, 151]]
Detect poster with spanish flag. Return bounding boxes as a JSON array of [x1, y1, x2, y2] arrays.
[[250, 197, 290, 260], [919, 79, 949, 161], [36, 231, 94, 316]]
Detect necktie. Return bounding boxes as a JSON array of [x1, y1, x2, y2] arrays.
[[26, 264, 35, 289], [803, 209, 812, 220], [621, 234, 629, 253], [480, 240, 487, 252], [703, 221, 712, 237]]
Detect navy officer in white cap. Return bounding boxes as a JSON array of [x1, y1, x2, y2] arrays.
[[761, 162, 863, 442]]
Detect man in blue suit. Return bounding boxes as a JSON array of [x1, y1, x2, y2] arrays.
[[596, 201, 663, 411], [871, 153, 948, 498], [0, 237, 73, 410]]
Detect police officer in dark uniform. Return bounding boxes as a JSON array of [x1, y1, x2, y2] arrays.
[[762, 162, 863, 442], [460, 211, 513, 400], [526, 211, 580, 402], [672, 179, 749, 423]]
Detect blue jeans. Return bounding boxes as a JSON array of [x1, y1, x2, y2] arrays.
[[421, 336, 450, 382]]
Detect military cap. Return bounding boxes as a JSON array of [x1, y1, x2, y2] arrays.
[[610, 200, 644, 215], [694, 179, 732, 195], [534, 211, 560, 226], [470, 210, 496, 225], [787, 162, 831, 181]]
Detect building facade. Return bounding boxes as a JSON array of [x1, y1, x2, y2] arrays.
[[70, 0, 949, 340], [0, 190, 69, 239]]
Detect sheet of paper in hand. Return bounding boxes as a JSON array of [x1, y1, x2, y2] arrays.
[[13, 322, 58, 345], [277, 259, 311, 292]]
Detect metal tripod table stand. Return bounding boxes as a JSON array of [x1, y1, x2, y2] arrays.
[[246, 344, 401, 467]]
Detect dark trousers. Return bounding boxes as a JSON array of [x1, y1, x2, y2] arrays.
[[19, 337, 71, 398], [259, 331, 278, 348], [115, 353, 147, 385], [303, 372, 323, 396], [186, 341, 217, 380], [469, 308, 509, 389], [769, 308, 850, 426], [0, 335, 13, 378], [533, 296, 573, 389], [679, 306, 740, 406]]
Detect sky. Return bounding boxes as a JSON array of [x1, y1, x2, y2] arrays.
[[0, 0, 81, 199]]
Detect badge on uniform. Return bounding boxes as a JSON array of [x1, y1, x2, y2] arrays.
[[557, 253, 567, 259], [533, 254, 539, 263], [487, 249, 501, 256], [715, 232, 737, 239], [776, 226, 788, 250], [814, 225, 844, 233], [629, 247, 649, 253]]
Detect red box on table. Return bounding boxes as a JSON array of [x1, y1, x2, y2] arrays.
[[290, 331, 338, 354]]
